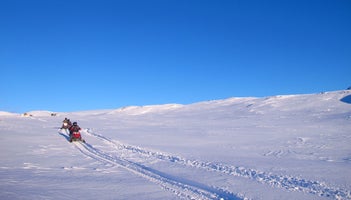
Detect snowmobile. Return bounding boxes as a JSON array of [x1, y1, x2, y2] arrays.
[[69, 131, 85, 143], [61, 122, 71, 130]]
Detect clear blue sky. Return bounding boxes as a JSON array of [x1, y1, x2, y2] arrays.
[[1, 0, 350, 113]]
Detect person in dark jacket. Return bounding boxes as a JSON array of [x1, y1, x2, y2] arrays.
[[69, 122, 81, 134], [69, 122, 81, 141]]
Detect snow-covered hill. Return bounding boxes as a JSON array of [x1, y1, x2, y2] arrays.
[[1, 90, 350, 200]]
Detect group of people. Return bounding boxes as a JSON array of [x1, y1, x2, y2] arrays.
[[61, 118, 82, 141]]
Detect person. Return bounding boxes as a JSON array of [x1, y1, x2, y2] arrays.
[[61, 118, 72, 129], [62, 118, 69, 123], [69, 122, 81, 142], [69, 122, 81, 135]]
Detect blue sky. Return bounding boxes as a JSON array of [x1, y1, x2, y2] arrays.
[[1, 0, 350, 113]]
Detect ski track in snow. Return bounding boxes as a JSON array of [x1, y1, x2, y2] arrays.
[[59, 129, 242, 200], [80, 129, 351, 200]]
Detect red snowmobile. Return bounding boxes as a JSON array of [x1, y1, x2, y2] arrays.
[[68, 122, 85, 143], [69, 131, 85, 143]]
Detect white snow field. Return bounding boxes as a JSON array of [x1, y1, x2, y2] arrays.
[[1, 90, 351, 200]]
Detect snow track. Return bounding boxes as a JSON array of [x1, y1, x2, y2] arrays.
[[81, 129, 351, 200], [66, 130, 242, 200]]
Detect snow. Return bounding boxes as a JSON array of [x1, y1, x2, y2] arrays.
[[0, 111, 18, 116], [1, 90, 350, 200], [108, 104, 184, 115]]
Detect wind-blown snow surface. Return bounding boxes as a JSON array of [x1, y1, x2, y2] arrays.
[[1, 90, 351, 200]]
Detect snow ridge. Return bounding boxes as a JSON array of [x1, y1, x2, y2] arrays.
[[83, 129, 351, 200]]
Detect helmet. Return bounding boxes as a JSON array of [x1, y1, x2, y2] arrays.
[[73, 122, 77, 126]]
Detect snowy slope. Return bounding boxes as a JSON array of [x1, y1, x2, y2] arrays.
[[0, 90, 351, 200]]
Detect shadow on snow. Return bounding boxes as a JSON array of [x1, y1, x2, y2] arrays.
[[58, 129, 70, 142], [340, 94, 351, 104]]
